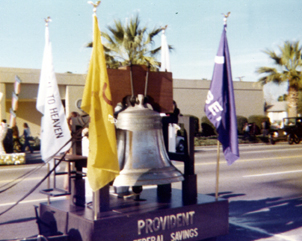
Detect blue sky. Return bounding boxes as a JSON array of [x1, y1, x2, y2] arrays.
[[1, 0, 302, 100]]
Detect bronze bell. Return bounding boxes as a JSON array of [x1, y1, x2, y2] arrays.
[[113, 95, 184, 187]]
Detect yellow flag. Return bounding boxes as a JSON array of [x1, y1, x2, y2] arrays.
[[81, 15, 119, 192]]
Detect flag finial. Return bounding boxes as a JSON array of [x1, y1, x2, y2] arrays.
[[222, 12, 231, 25], [88, 1, 101, 13], [44, 16, 51, 27], [161, 25, 168, 34]]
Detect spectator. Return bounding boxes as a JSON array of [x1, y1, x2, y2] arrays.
[[0, 119, 8, 154], [243, 122, 250, 140], [21, 122, 33, 153], [262, 119, 270, 137], [12, 124, 22, 152]]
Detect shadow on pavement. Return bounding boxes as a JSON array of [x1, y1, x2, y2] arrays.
[[25, 151, 43, 164], [213, 192, 302, 240], [0, 217, 36, 226]]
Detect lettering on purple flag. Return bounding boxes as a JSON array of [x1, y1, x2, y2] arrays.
[[204, 25, 239, 165]]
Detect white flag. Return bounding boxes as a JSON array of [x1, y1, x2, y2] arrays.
[[160, 29, 171, 72], [36, 24, 71, 162]]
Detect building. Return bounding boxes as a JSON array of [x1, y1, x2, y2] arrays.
[[173, 78, 264, 120], [0, 67, 264, 137], [266, 101, 288, 127]]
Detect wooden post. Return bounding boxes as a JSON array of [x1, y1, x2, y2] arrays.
[[215, 140, 220, 200], [47, 162, 50, 205]]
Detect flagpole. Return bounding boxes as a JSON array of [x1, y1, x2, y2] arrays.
[[88, 0, 101, 220], [215, 13, 230, 201], [44, 16, 51, 205], [204, 12, 238, 201], [215, 140, 220, 200], [87, 0, 106, 220]]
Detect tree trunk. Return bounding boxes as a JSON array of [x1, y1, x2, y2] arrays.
[[287, 86, 298, 117]]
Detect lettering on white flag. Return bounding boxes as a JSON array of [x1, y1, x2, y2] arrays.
[[36, 24, 71, 162]]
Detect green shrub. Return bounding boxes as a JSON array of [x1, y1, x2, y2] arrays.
[[201, 115, 250, 136], [194, 136, 218, 146], [248, 115, 270, 131], [200, 116, 216, 136]]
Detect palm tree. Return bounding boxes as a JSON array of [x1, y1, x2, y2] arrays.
[[257, 41, 302, 117], [89, 14, 171, 71]]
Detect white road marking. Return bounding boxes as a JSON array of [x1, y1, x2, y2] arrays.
[[230, 218, 299, 241], [0, 176, 51, 184], [243, 170, 302, 178], [192, 155, 302, 166], [0, 196, 66, 207], [0, 165, 45, 172]]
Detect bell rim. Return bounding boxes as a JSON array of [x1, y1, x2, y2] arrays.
[[113, 166, 184, 187]]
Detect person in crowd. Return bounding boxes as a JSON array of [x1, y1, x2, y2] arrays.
[[21, 122, 33, 153], [12, 124, 22, 152], [0, 119, 8, 154], [67, 112, 79, 132], [262, 119, 270, 138], [243, 122, 250, 140]]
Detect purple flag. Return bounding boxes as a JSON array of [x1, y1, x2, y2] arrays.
[[204, 24, 239, 165]]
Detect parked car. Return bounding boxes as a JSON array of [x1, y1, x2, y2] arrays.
[[283, 117, 302, 144], [176, 135, 185, 153], [269, 117, 302, 144], [269, 128, 287, 144]]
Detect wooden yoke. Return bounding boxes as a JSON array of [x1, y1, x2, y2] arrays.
[[108, 65, 173, 113]]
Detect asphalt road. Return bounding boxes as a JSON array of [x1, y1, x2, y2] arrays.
[[190, 142, 302, 241], [0, 142, 302, 240]]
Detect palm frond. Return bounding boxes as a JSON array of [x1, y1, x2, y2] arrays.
[[99, 13, 166, 70], [145, 27, 162, 45], [258, 41, 302, 89]]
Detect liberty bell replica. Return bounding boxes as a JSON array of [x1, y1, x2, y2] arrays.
[[113, 94, 184, 190]]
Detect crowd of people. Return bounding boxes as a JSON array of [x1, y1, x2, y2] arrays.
[[242, 119, 271, 141], [0, 120, 33, 154]]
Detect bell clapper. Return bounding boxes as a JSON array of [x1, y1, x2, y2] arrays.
[[113, 186, 145, 201], [132, 186, 143, 201]]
